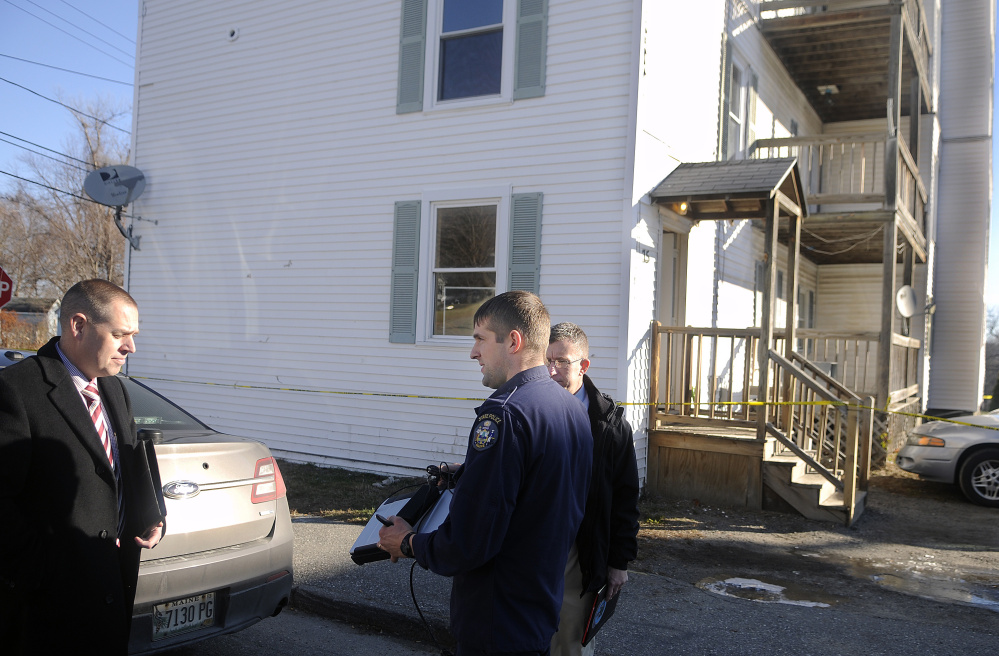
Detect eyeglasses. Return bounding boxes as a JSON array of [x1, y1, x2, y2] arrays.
[[546, 357, 582, 370]]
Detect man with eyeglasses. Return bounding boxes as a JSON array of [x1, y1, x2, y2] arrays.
[[547, 322, 640, 656]]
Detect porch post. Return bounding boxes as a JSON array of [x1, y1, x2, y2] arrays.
[[783, 212, 801, 358], [781, 211, 801, 437], [885, 4, 903, 210], [877, 219, 898, 409], [649, 320, 662, 433], [902, 242, 914, 335], [909, 77, 921, 164], [757, 198, 779, 441], [878, 3, 904, 411]]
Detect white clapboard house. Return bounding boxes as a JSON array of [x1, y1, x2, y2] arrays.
[[125, 0, 992, 523]]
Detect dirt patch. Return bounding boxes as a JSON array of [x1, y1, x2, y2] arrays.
[[633, 464, 999, 628]]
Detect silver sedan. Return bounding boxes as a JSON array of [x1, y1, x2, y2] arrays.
[[123, 377, 294, 654], [896, 410, 999, 507]]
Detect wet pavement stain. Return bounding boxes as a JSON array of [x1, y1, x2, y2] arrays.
[[696, 576, 838, 607], [790, 547, 999, 612]]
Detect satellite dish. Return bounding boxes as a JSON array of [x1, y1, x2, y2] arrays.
[[84, 165, 146, 207], [896, 285, 917, 318]]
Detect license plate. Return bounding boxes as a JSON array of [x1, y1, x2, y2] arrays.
[[152, 592, 216, 641]]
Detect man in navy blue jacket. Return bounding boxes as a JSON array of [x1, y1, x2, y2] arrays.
[[379, 291, 592, 656]]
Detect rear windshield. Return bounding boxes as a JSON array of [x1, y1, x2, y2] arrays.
[[121, 377, 209, 431]]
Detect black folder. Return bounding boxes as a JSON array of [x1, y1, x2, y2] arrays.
[[581, 584, 620, 646], [130, 430, 168, 532]]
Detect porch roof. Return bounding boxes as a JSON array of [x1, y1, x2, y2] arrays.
[[649, 158, 806, 221], [756, 1, 931, 124]]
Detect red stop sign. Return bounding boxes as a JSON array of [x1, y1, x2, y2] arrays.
[[0, 266, 12, 308]]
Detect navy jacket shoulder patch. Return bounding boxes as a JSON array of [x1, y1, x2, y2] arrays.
[[472, 413, 502, 451]]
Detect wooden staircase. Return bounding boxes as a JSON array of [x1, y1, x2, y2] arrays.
[[763, 442, 866, 525], [761, 350, 874, 526]]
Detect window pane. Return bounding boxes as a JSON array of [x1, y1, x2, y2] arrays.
[[434, 272, 496, 336], [729, 66, 743, 116], [439, 29, 502, 100], [727, 116, 742, 159], [436, 205, 496, 268], [442, 0, 503, 33]]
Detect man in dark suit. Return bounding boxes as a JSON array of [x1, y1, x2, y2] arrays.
[[0, 279, 165, 655]]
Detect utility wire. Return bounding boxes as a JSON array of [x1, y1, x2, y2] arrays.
[[0, 131, 91, 166], [1, 168, 94, 203], [0, 137, 89, 172], [0, 169, 140, 219], [3, 0, 133, 67], [0, 77, 130, 134], [20, 0, 135, 58], [0, 53, 132, 86], [58, 0, 135, 44]]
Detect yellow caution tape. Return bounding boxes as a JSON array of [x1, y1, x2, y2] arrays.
[[130, 376, 996, 431], [130, 375, 488, 402]]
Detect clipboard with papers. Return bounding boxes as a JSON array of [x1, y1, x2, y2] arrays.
[[349, 484, 453, 565]]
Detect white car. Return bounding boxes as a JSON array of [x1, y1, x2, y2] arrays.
[[896, 411, 999, 507]]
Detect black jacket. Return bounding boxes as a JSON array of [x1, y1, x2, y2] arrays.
[[0, 337, 163, 654], [576, 374, 641, 594]]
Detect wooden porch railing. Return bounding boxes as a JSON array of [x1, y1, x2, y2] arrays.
[[650, 326, 894, 422], [752, 133, 927, 235], [648, 323, 876, 522], [775, 329, 879, 398], [649, 326, 762, 428]]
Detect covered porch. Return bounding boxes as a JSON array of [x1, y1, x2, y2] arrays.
[[647, 158, 897, 525]]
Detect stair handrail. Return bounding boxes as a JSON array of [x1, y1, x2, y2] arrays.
[[784, 349, 874, 492], [786, 350, 864, 404], [767, 349, 850, 490]]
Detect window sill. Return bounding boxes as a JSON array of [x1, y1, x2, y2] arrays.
[[416, 335, 475, 348], [427, 94, 513, 113]]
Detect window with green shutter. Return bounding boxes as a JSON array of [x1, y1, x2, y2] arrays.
[[389, 190, 542, 342], [396, 0, 548, 113]]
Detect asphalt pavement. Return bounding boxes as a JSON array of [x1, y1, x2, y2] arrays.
[[289, 517, 998, 656]]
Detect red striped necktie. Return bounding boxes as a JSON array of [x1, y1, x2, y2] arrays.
[[81, 381, 125, 542], [82, 382, 114, 469]]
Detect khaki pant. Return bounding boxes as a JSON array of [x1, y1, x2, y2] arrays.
[[550, 545, 596, 656]]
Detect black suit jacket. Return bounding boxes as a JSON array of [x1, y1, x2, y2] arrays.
[[0, 337, 163, 654]]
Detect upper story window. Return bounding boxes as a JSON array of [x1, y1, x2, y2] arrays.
[[727, 63, 746, 159], [396, 0, 549, 114], [439, 0, 504, 101]]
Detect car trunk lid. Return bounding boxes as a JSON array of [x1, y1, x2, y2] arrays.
[[141, 434, 278, 560]]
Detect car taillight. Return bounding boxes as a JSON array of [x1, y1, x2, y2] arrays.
[[251, 457, 288, 503]]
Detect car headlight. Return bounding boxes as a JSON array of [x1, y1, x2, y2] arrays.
[[905, 434, 946, 447]]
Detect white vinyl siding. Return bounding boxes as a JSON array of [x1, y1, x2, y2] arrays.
[[128, 0, 635, 474]]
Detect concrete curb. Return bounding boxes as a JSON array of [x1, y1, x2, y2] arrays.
[[290, 583, 455, 649]]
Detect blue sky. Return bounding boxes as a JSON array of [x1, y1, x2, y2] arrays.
[[0, 1, 136, 192], [1, 1, 998, 306]]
